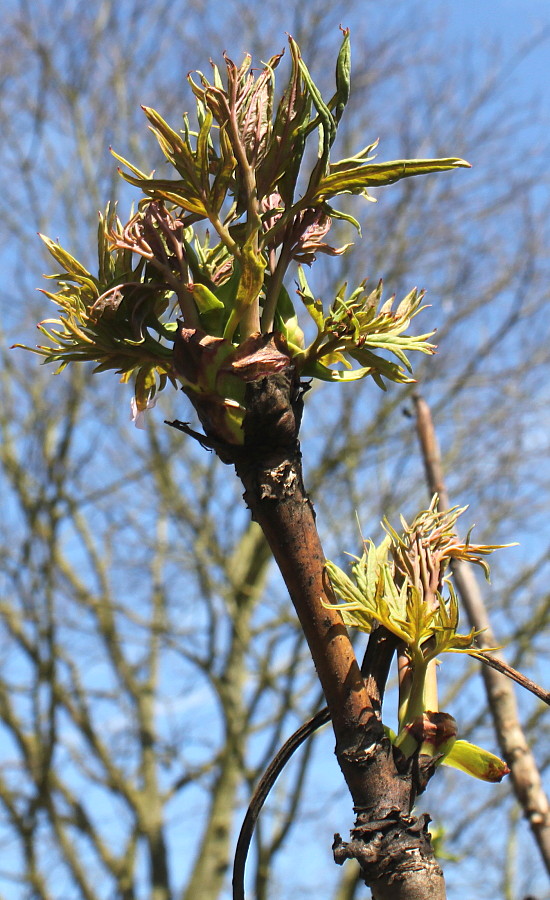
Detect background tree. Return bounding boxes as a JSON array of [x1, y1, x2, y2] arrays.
[[1, 1, 549, 899]]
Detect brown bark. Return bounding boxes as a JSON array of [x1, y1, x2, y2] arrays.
[[184, 364, 447, 899], [413, 391, 550, 876]]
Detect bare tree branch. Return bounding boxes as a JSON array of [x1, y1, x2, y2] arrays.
[[413, 391, 550, 875]]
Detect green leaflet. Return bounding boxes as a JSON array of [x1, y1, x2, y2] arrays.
[[191, 283, 225, 313], [296, 276, 435, 388], [443, 740, 509, 783], [331, 26, 351, 124], [39, 235, 98, 291], [273, 284, 305, 351], [302, 359, 376, 383], [313, 157, 471, 202], [116, 172, 209, 217], [223, 238, 266, 340], [142, 105, 199, 182]]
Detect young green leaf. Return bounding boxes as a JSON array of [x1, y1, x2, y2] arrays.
[[443, 740, 510, 782]]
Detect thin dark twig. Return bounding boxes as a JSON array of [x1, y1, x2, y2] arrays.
[[471, 652, 550, 705], [232, 626, 399, 900], [232, 706, 331, 900], [360, 624, 400, 713]]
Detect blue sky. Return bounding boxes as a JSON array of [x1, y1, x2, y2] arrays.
[[447, 0, 549, 104], [2, 2, 550, 899]]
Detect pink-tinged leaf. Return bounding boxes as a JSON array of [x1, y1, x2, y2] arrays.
[[225, 51, 283, 167], [258, 38, 311, 204]]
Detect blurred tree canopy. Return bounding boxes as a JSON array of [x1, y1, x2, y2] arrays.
[[1, 2, 549, 899]]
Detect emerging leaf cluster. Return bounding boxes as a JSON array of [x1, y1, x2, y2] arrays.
[[24, 211, 177, 409], [295, 271, 434, 386], [325, 497, 513, 781], [17, 30, 470, 414], [325, 496, 509, 657]]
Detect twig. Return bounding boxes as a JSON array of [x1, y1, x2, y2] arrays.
[[471, 651, 550, 705], [232, 627, 399, 900], [232, 707, 331, 900]]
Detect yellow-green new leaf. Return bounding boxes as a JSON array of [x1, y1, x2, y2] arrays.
[[303, 359, 378, 383], [191, 283, 225, 314], [327, 139, 379, 175], [142, 106, 198, 178], [40, 235, 98, 287], [312, 157, 471, 202], [116, 172, 208, 217], [223, 239, 266, 340], [443, 740, 510, 782]]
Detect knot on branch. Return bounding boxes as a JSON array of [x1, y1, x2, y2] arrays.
[[333, 809, 442, 885], [242, 369, 308, 457], [233, 369, 311, 505]]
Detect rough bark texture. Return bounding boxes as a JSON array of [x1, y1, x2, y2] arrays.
[[184, 364, 446, 899]]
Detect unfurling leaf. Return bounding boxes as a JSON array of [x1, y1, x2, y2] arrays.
[[443, 740, 510, 782], [325, 498, 513, 658], [296, 272, 435, 388], [312, 157, 471, 204], [332, 26, 351, 124]]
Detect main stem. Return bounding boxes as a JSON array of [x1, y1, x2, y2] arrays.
[[235, 449, 370, 733], [223, 369, 446, 899]]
